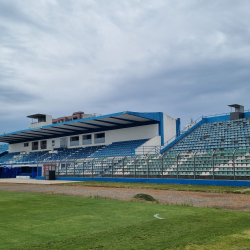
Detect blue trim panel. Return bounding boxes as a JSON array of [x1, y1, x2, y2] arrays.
[[244, 111, 250, 118], [36, 177, 250, 187], [159, 113, 164, 145], [176, 119, 180, 137]]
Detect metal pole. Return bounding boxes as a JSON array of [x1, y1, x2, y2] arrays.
[[82, 159, 85, 178], [92, 158, 94, 178], [36, 161, 39, 178], [122, 156, 125, 178], [74, 158, 76, 177], [212, 150, 215, 180], [147, 155, 149, 179], [56, 160, 60, 177], [177, 153, 180, 179], [101, 158, 104, 178], [66, 160, 68, 176], [134, 155, 137, 178], [161, 154, 164, 178], [233, 149, 236, 180], [112, 157, 114, 178], [194, 152, 197, 179]]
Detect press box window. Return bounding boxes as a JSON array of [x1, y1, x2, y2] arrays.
[[41, 140, 47, 150], [70, 136, 79, 146], [83, 134, 92, 145], [94, 133, 105, 144], [32, 141, 38, 150], [24, 143, 29, 147]]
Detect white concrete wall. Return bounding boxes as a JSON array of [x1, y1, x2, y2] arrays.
[[29, 115, 52, 129], [9, 124, 159, 153], [105, 124, 158, 144], [135, 135, 161, 154], [9, 137, 61, 153], [30, 121, 51, 129], [163, 113, 176, 144]]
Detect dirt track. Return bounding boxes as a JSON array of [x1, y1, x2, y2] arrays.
[[0, 183, 250, 212]]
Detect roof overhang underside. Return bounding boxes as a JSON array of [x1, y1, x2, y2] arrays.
[[0, 111, 162, 144]]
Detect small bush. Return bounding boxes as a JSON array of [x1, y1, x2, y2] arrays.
[[133, 193, 156, 202]]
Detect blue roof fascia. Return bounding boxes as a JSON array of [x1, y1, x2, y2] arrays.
[[0, 111, 162, 139], [0, 144, 9, 151], [0, 111, 126, 138], [244, 111, 250, 118], [125, 111, 162, 122]]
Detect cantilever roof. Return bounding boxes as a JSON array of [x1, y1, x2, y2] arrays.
[[27, 114, 48, 119], [0, 111, 163, 144]]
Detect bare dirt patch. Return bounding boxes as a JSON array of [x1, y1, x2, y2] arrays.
[[0, 183, 249, 211]]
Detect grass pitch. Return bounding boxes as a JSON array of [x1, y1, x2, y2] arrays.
[[59, 180, 250, 194], [0, 191, 250, 250]]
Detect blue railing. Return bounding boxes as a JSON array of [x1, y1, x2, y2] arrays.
[[163, 115, 203, 147]]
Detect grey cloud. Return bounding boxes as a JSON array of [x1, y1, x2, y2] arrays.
[[0, 1, 54, 32], [91, 55, 250, 127], [0, 85, 38, 104]]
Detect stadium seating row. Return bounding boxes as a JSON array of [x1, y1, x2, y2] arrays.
[[0, 139, 148, 164], [167, 118, 250, 153]]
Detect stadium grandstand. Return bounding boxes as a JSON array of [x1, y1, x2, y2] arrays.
[[0, 105, 250, 185]]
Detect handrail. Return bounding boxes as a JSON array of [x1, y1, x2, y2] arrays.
[[134, 146, 161, 155], [163, 116, 203, 147], [203, 112, 230, 118], [203, 109, 250, 118], [162, 108, 250, 148]]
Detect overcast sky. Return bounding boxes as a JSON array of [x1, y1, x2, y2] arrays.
[[0, 0, 250, 135]]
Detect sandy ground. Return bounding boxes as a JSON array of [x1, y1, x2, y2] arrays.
[[0, 178, 78, 185], [0, 179, 249, 212]]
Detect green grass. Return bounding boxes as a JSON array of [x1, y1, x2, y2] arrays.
[[0, 191, 250, 250], [57, 181, 250, 194]]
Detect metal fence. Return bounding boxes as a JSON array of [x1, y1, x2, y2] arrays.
[[35, 149, 250, 180]]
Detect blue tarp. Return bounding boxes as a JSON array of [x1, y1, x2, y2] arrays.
[[0, 167, 22, 178]]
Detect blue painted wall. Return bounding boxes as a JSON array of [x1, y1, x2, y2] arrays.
[[176, 119, 181, 137], [36, 176, 250, 187]]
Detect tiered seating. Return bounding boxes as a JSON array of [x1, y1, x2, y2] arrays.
[[91, 139, 149, 157], [0, 146, 105, 165], [19, 151, 50, 163], [167, 118, 250, 153], [0, 144, 8, 155], [64, 146, 104, 159], [0, 152, 20, 163]]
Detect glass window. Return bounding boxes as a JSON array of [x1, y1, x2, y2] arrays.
[[94, 133, 105, 144], [41, 140, 47, 149], [32, 141, 38, 150], [60, 137, 68, 148], [70, 136, 79, 146], [83, 134, 92, 145], [24, 142, 29, 147]]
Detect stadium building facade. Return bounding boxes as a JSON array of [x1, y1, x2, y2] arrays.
[[1, 106, 250, 186]]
